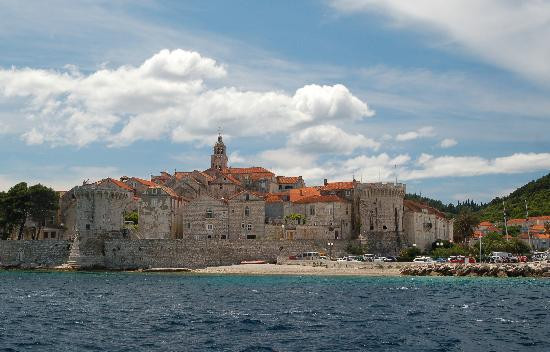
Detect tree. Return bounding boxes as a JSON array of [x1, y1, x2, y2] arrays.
[[124, 211, 138, 225], [4, 182, 31, 240], [0, 191, 11, 240], [453, 209, 479, 243], [28, 184, 59, 240]]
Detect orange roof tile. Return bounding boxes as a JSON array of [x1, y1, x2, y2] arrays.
[[403, 199, 447, 219], [293, 195, 346, 204], [478, 221, 494, 227], [321, 181, 355, 191], [277, 176, 301, 184], [131, 177, 157, 187], [99, 178, 134, 191], [228, 167, 274, 175], [529, 215, 550, 221], [507, 218, 526, 225], [289, 187, 321, 202]]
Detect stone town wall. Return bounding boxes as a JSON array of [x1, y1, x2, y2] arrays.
[[104, 239, 350, 270], [0, 241, 71, 267]]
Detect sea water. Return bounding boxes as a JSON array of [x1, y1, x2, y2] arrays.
[[0, 271, 549, 351]]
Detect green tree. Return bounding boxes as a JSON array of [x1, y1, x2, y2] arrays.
[[0, 191, 11, 240], [399, 246, 422, 261], [453, 209, 479, 243], [124, 211, 139, 225], [28, 184, 59, 240], [4, 182, 31, 240]]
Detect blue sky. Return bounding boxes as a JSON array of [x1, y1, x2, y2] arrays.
[[0, 0, 549, 203]]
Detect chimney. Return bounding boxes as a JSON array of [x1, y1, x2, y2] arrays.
[[324, 179, 328, 186]]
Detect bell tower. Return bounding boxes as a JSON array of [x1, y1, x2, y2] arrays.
[[211, 133, 228, 171]]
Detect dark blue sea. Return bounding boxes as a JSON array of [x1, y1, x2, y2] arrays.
[[0, 272, 549, 352]]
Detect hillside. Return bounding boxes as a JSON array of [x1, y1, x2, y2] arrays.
[[405, 172, 550, 221], [478, 173, 550, 222]]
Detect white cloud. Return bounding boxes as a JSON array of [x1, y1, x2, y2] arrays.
[[0, 166, 121, 192], [395, 126, 435, 141], [330, 0, 550, 84], [288, 124, 379, 154], [402, 152, 550, 180], [440, 138, 457, 148], [228, 151, 245, 164], [0, 49, 374, 147]]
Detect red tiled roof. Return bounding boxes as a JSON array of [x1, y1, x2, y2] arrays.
[[403, 199, 447, 219], [131, 177, 157, 187], [228, 167, 274, 175], [149, 184, 179, 199], [530, 216, 550, 221], [507, 218, 526, 225], [321, 181, 355, 191], [218, 172, 242, 186], [289, 187, 321, 202], [174, 172, 192, 180], [478, 221, 493, 227], [277, 176, 301, 184], [293, 195, 346, 204], [227, 190, 265, 200], [99, 178, 134, 191]]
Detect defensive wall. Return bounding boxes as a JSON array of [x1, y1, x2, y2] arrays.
[[0, 240, 71, 268], [0, 239, 350, 270]]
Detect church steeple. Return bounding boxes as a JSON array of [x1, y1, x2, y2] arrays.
[[211, 132, 228, 171]]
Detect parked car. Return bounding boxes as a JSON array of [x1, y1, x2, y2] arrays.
[[384, 256, 397, 262], [448, 255, 476, 263], [413, 256, 434, 263], [435, 257, 447, 263], [373, 256, 387, 262], [362, 254, 375, 262]]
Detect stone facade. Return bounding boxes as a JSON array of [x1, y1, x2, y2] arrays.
[[228, 191, 265, 239], [356, 182, 407, 254], [0, 240, 71, 267], [138, 185, 186, 239], [403, 199, 454, 251], [288, 195, 352, 240], [64, 179, 134, 239], [182, 194, 229, 239]]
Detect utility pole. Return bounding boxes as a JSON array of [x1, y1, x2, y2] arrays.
[[503, 201, 509, 242], [525, 200, 531, 248]]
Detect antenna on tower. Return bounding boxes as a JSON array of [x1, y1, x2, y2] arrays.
[[217, 126, 222, 135], [394, 164, 397, 185]]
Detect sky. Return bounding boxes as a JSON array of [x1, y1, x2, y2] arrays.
[[0, 0, 549, 203]]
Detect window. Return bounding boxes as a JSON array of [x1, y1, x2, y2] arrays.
[[206, 224, 213, 231], [345, 190, 351, 196], [247, 223, 252, 231], [86, 224, 91, 230], [44, 232, 49, 239], [244, 206, 250, 217], [247, 234, 256, 239], [279, 185, 282, 190], [221, 235, 227, 239], [309, 205, 315, 216], [187, 222, 191, 229], [329, 208, 333, 215], [245, 194, 250, 201], [219, 185, 223, 190], [383, 225, 388, 230], [241, 222, 245, 229], [206, 208, 213, 218], [51, 232, 56, 238]]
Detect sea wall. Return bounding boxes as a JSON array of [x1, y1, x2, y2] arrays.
[[0, 240, 71, 268], [104, 239, 350, 270], [401, 263, 550, 277]]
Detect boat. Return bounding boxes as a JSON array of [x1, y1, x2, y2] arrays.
[[240, 260, 267, 264]]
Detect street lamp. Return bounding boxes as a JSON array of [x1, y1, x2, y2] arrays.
[[327, 242, 334, 260]]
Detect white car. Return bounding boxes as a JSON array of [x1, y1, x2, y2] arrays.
[[413, 256, 434, 263], [373, 257, 387, 262]]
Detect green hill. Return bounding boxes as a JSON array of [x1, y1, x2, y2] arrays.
[[478, 173, 550, 222]]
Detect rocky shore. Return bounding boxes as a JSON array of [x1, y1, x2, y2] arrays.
[[401, 263, 550, 277]]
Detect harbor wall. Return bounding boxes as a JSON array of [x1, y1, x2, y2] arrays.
[[0, 240, 71, 267]]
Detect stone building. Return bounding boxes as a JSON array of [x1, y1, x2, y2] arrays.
[[355, 182, 407, 255], [181, 193, 229, 240], [61, 178, 134, 239], [276, 176, 305, 191], [208, 172, 243, 199], [288, 195, 352, 240], [403, 199, 454, 251], [138, 184, 187, 239], [228, 191, 266, 239]]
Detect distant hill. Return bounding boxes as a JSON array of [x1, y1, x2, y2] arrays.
[[478, 173, 550, 222], [405, 172, 550, 221], [404, 194, 484, 218]]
